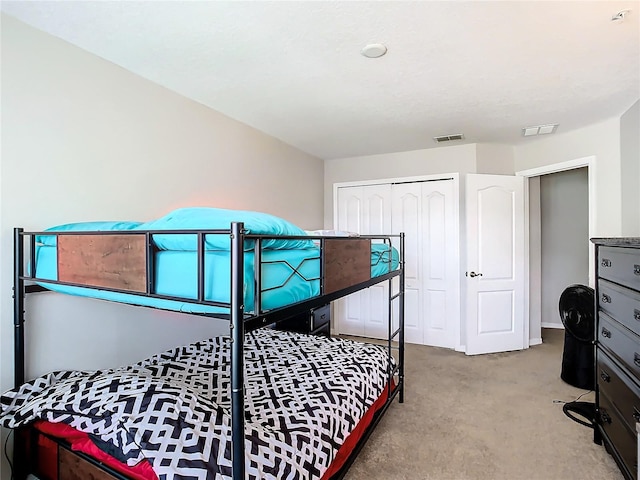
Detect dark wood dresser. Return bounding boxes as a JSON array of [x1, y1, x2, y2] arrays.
[[592, 238, 640, 480]]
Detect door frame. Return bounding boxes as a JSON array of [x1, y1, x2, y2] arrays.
[[516, 155, 596, 345], [333, 173, 462, 350]]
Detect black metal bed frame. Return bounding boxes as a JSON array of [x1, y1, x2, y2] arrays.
[[12, 223, 405, 480]]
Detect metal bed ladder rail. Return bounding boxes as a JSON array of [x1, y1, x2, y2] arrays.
[[230, 222, 246, 480], [386, 232, 405, 403]]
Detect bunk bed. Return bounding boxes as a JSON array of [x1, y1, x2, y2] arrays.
[[2, 208, 405, 480]]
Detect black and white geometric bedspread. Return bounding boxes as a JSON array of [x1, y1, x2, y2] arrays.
[[1, 328, 392, 480]]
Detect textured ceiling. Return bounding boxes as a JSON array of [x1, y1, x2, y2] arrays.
[[2, 1, 639, 160]]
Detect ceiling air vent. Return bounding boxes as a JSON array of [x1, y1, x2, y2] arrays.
[[433, 133, 465, 143]]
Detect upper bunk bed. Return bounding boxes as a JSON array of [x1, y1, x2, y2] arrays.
[[4, 207, 406, 480]]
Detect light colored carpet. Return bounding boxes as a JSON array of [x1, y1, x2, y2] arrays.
[[345, 329, 624, 480]]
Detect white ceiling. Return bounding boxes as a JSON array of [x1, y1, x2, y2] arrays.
[[2, 1, 639, 160]]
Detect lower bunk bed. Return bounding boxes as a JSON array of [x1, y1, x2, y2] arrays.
[[4, 208, 405, 480], [5, 329, 397, 480]]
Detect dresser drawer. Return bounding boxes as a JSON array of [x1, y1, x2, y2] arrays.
[[600, 279, 640, 337], [599, 391, 638, 478], [598, 351, 640, 434], [275, 305, 330, 336], [599, 312, 640, 382], [311, 304, 330, 330], [599, 246, 640, 291]]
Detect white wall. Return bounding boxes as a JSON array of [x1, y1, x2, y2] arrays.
[[514, 117, 622, 238], [620, 100, 640, 236], [476, 143, 515, 174], [0, 16, 324, 473], [539, 168, 589, 328]]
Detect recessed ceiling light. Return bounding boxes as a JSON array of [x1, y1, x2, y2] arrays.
[[361, 43, 387, 58], [522, 124, 558, 137]]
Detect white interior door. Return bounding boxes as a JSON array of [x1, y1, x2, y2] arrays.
[[465, 174, 526, 355], [335, 184, 391, 338]]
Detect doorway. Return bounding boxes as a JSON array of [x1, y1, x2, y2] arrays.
[[517, 156, 595, 344], [539, 168, 589, 329]]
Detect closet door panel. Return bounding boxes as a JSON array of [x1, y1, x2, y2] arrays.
[[337, 187, 363, 232], [361, 185, 392, 338], [392, 185, 424, 344], [404, 287, 422, 344], [422, 180, 457, 348], [335, 187, 364, 336], [365, 284, 389, 338], [335, 184, 391, 339], [340, 286, 367, 337], [427, 290, 447, 330], [364, 191, 389, 234], [426, 191, 447, 279]]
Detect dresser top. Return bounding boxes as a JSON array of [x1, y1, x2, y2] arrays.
[[591, 237, 640, 247]]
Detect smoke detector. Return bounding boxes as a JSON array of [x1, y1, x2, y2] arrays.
[[361, 44, 388, 58], [433, 133, 465, 143]]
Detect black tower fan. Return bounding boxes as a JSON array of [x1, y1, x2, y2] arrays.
[[558, 284, 596, 428], [559, 284, 595, 390]]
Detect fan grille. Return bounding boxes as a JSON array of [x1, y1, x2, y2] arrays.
[[559, 284, 594, 343]]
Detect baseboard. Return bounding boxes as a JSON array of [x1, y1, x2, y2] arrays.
[[541, 322, 565, 329], [529, 337, 543, 346]]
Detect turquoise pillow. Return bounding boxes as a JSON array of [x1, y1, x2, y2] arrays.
[[135, 207, 313, 251], [37, 221, 143, 247]]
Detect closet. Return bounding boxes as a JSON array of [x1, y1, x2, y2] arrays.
[[334, 173, 527, 354], [334, 176, 460, 349]]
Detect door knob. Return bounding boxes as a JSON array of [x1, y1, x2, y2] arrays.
[[467, 271, 483, 278]]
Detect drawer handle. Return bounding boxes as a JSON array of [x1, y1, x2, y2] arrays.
[[600, 409, 612, 424], [635, 353, 640, 367], [634, 407, 640, 423], [635, 309, 640, 322], [600, 371, 611, 383], [601, 293, 611, 304], [601, 327, 611, 338], [635, 264, 640, 276], [601, 258, 612, 268]]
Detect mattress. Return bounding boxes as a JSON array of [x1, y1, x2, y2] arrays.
[[33, 243, 398, 314], [1, 329, 393, 480]]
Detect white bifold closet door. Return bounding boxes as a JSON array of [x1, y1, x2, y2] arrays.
[[335, 180, 458, 347], [392, 180, 458, 347]]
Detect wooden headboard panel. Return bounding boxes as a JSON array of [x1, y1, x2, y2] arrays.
[[57, 234, 148, 292], [323, 238, 371, 294], [55, 234, 375, 297]]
